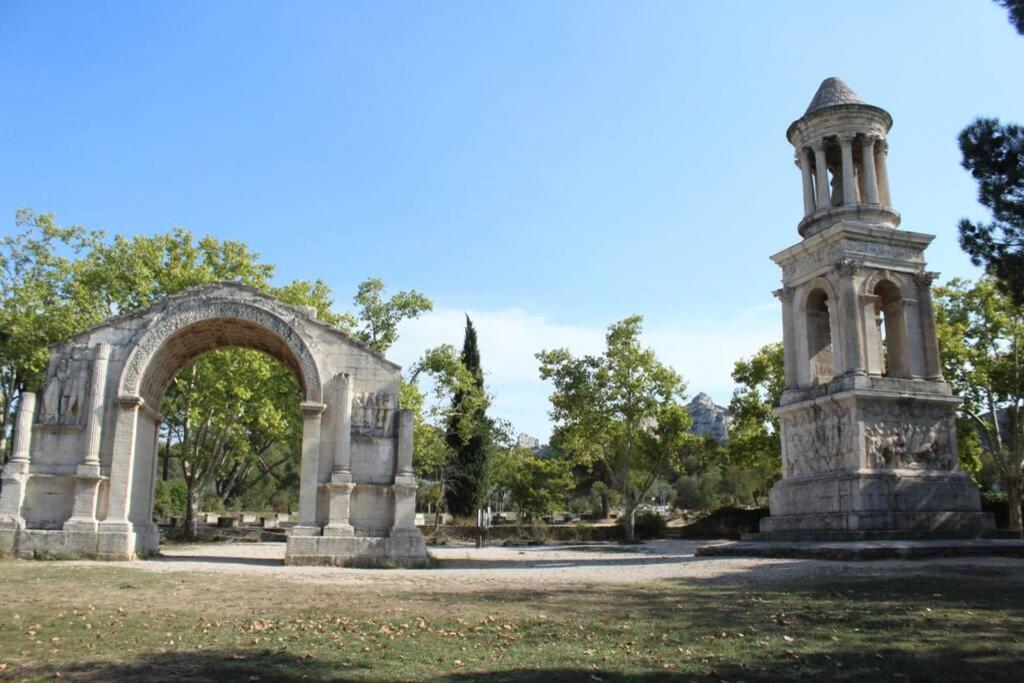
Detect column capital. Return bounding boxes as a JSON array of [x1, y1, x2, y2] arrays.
[[837, 133, 856, 146], [299, 401, 327, 416], [876, 138, 889, 154], [913, 270, 940, 287], [773, 286, 796, 301], [117, 394, 143, 408], [860, 132, 879, 145], [834, 257, 861, 276], [810, 138, 827, 153]]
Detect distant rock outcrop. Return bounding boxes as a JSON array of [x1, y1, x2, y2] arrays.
[[687, 392, 731, 443]]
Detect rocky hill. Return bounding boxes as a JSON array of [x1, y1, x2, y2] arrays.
[[687, 392, 731, 443]]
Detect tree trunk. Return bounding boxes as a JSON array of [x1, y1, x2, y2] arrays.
[[600, 491, 610, 519], [161, 433, 171, 481], [183, 480, 199, 541], [0, 387, 15, 464], [1008, 480, 1023, 537], [622, 495, 636, 543]]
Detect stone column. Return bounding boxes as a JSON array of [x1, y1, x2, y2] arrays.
[[295, 401, 326, 533], [65, 344, 111, 533], [100, 395, 142, 531], [394, 408, 414, 480], [860, 135, 880, 204], [796, 148, 815, 217], [0, 392, 37, 529], [915, 270, 944, 379], [838, 134, 857, 205], [324, 374, 355, 537], [774, 287, 798, 388], [8, 392, 35, 469], [812, 140, 830, 209], [81, 343, 110, 468], [331, 373, 352, 479], [861, 294, 884, 374], [835, 259, 866, 375], [390, 409, 418, 538], [875, 139, 891, 207]]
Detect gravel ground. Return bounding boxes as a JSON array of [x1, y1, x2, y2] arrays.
[[67, 540, 1024, 593]]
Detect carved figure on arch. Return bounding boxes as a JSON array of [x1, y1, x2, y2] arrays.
[[39, 358, 88, 426]]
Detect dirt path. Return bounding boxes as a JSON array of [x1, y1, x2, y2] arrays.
[[66, 540, 1024, 593]]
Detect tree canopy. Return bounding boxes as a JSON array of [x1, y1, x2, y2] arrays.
[[934, 277, 1024, 532], [537, 315, 692, 541], [957, 118, 1024, 306]]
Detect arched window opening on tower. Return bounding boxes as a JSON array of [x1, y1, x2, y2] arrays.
[[874, 280, 909, 378], [805, 288, 833, 384]]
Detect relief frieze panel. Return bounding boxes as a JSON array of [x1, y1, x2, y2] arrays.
[[781, 239, 924, 281], [862, 402, 955, 471], [781, 402, 853, 477], [351, 392, 395, 437]]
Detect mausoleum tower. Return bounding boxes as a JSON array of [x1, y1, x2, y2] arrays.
[[759, 77, 992, 537]]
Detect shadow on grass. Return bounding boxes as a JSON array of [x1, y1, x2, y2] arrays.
[[151, 553, 284, 567], [14, 646, 1024, 683], [10, 649, 370, 682]]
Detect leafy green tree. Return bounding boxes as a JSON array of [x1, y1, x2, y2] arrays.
[[537, 315, 692, 542], [957, 118, 1024, 306], [351, 277, 432, 354], [408, 343, 489, 530], [0, 210, 104, 460], [724, 343, 785, 505], [488, 447, 572, 528], [955, 4, 1022, 305], [934, 278, 1024, 533], [444, 316, 491, 518]]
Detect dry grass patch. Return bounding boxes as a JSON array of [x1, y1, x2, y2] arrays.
[[0, 559, 1021, 681]]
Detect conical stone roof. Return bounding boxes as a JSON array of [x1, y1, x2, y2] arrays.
[[804, 77, 863, 114]]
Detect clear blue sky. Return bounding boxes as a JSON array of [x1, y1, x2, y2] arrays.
[[2, 1, 1022, 439]]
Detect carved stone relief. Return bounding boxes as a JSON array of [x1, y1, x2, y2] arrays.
[[781, 239, 923, 281], [782, 402, 852, 477], [120, 298, 322, 403], [38, 356, 90, 426], [862, 403, 954, 471], [351, 392, 395, 437]]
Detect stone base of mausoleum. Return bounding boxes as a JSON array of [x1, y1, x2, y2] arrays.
[[285, 531, 429, 568], [0, 522, 429, 568], [760, 469, 995, 535], [0, 523, 161, 560]]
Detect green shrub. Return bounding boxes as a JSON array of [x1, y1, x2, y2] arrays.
[[674, 473, 720, 511], [270, 490, 296, 514], [568, 496, 591, 516], [153, 480, 187, 520], [618, 508, 667, 540], [200, 492, 225, 512]]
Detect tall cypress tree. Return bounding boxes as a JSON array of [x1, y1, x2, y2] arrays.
[[444, 315, 489, 517]]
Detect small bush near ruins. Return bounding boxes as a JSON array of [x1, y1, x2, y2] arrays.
[[619, 509, 667, 540]]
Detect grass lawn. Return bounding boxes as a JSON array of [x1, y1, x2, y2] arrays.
[[0, 558, 1021, 681]]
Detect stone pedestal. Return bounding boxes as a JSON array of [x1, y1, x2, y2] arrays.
[[761, 381, 993, 538], [324, 475, 356, 537]]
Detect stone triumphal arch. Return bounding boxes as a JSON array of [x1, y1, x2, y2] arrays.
[[0, 283, 428, 566]]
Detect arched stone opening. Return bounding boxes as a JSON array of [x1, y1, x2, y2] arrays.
[[106, 299, 326, 553], [873, 279, 910, 378], [137, 319, 310, 410], [120, 298, 323, 408], [805, 287, 834, 384]]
